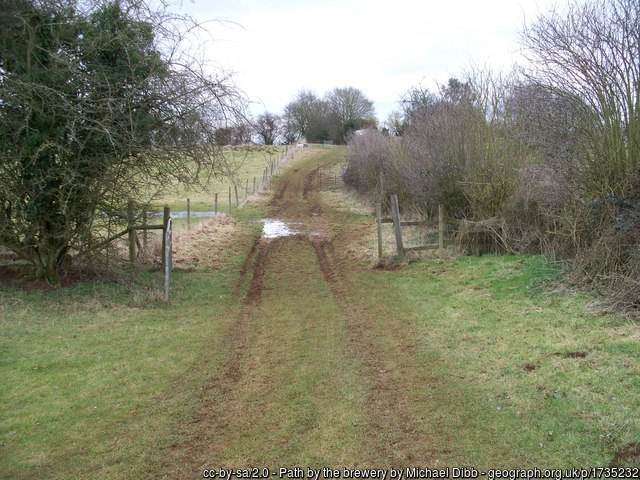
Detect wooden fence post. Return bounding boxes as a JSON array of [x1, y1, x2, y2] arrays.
[[161, 206, 170, 270], [390, 194, 404, 258], [142, 210, 148, 253], [187, 198, 191, 230], [228, 186, 232, 212], [127, 199, 136, 265], [214, 193, 218, 215], [234, 184, 239, 207], [245, 178, 249, 198], [163, 217, 173, 302], [376, 202, 383, 260], [438, 204, 444, 250]]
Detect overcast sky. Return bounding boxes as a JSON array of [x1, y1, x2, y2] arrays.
[[178, 0, 560, 123]]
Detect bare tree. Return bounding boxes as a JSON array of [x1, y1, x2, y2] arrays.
[[505, 80, 586, 168], [281, 114, 299, 145], [326, 87, 375, 123], [325, 86, 376, 143], [520, 0, 640, 309], [399, 84, 438, 125], [521, 0, 640, 195], [369, 74, 529, 220], [283, 90, 328, 141], [344, 130, 392, 196], [253, 112, 281, 145], [230, 122, 253, 145]]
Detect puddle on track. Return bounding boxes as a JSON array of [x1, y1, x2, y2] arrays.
[[260, 219, 302, 238]]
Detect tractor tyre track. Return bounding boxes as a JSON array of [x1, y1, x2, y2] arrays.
[[227, 238, 280, 382], [302, 168, 318, 199], [311, 238, 427, 464], [173, 147, 438, 472], [172, 238, 281, 477], [235, 236, 260, 295]]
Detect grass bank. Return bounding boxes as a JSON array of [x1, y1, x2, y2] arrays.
[[325, 175, 640, 467]]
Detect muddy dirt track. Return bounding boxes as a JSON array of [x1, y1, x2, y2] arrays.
[[169, 148, 446, 476]]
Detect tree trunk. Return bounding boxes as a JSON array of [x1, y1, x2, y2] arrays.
[[30, 241, 70, 285]]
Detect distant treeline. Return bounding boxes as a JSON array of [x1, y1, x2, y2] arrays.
[[221, 87, 377, 146]]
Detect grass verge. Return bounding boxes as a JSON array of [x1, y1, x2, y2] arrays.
[[0, 215, 261, 479], [338, 252, 640, 467]]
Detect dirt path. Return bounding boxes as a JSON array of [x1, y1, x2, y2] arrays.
[[170, 148, 446, 475]]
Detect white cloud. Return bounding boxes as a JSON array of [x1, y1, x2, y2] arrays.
[[178, 0, 559, 121]]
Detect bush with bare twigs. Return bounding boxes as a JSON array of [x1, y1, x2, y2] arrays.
[[345, 0, 639, 311], [0, 0, 246, 284]]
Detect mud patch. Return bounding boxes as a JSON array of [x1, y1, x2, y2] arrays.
[[555, 351, 588, 358], [169, 238, 283, 476], [271, 177, 290, 203], [523, 363, 538, 372], [310, 236, 427, 463], [213, 239, 278, 384], [235, 236, 260, 294], [244, 238, 279, 306], [610, 442, 640, 467], [312, 239, 337, 286], [171, 146, 446, 472]]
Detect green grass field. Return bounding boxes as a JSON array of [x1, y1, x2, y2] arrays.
[[346, 255, 640, 466], [0, 212, 263, 478], [155, 145, 286, 215]]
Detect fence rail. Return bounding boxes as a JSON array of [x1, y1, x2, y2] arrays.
[[99, 146, 298, 300], [315, 162, 346, 190], [171, 145, 295, 229], [98, 205, 172, 300], [377, 194, 451, 260]]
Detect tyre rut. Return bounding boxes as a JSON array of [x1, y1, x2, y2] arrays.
[[173, 148, 437, 472], [311, 237, 432, 464]]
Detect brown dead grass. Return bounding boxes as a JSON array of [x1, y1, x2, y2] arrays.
[[171, 215, 238, 270]]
